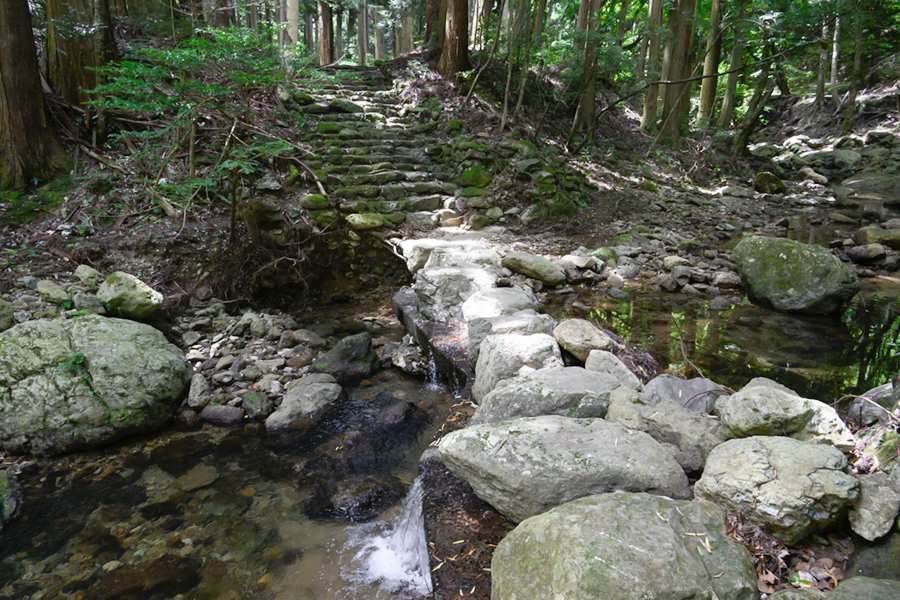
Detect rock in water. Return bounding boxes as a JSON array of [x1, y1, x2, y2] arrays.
[[0, 470, 24, 532], [0, 315, 192, 455], [491, 493, 757, 600], [439, 415, 690, 523], [309, 332, 378, 381], [695, 436, 859, 544], [734, 236, 860, 314]]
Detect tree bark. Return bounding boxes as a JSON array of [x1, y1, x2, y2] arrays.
[[438, 0, 470, 76], [572, 0, 600, 139], [426, 0, 441, 45], [847, 10, 864, 123], [615, 0, 631, 47], [658, 0, 697, 142], [695, 0, 721, 127], [816, 21, 828, 105], [830, 15, 840, 111], [717, 2, 745, 129], [357, 1, 368, 65], [400, 7, 415, 53], [304, 12, 314, 49], [734, 46, 772, 155], [335, 9, 343, 59], [639, 0, 663, 133], [574, 0, 590, 56], [318, 0, 334, 64], [1, 0, 69, 188], [287, 0, 299, 42], [374, 7, 386, 59]]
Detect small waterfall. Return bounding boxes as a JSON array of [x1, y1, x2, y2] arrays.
[[345, 476, 433, 597], [423, 348, 443, 392]]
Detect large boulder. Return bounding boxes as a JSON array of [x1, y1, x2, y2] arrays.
[[716, 378, 856, 451], [414, 267, 496, 322], [0, 470, 24, 533], [423, 246, 503, 271], [309, 332, 378, 381], [829, 577, 900, 600], [584, 349, 641, 389], [606, 387, 731, 474], [265, 373, 341, 432], [855, 226, 900, 250], [695, 436, 859, 544], [501, 251, 566, 286], [733, 236, 860, 314], [849, 472, 900, 542], [96, 271, 164, 319], [492, 493, 757, 600], [0, 315, 192, 455], [552, 319, 619, 361], [439, 415, 691, 523], [472, 334, 563, 402], [643, 373, 730, 413], [460, 287, 540, 323], [470, 366, 621, 425], [466, 309, 555, 368]]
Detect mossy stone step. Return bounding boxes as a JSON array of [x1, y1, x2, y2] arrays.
[[331, 185, 382, 200]]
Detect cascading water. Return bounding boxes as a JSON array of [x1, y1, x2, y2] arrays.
[[345, 476, 433, 597]]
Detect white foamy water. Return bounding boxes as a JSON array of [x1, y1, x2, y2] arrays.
[[345, 476, 433, 597]]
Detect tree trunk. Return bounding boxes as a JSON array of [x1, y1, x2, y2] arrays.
[[830, 15, 840, 111], [695, 0, 721, 127], [734, 47, 772, 155], [287, 0, 299, 42], [639, 0, 663, 133], [318, 0, 334, 64], [847, 10, 864, 123], [426, 0, 441, 45], [335, 9, 343, 59], [574, 0, 590, 56], [1, 0, 69, 188], [357, 1, 368, 65], [572, 0, 600, 138], [717, 2, 746, 129], [305, 12, 314, 49], [438, 0, 470, 76], [658, 0, 697, 142], [615, 0, 631, 47], [400, 7, 415, 53], [531, 0, 547, 49], [374, 7, 385, 58], [815, 21, 828, 105]]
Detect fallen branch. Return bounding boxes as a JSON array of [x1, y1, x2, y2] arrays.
[[77, 144, 131, 176]]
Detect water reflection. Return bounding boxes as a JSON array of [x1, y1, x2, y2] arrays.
[[551, 278, 900, 402]]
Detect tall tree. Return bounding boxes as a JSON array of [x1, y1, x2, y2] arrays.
[[658, 0, 698, 142], [1, 0, 69, 188], [357, 0, 368, 64], [717, 1, 746, 129], [438, 0, 470, 76], [695, 0, 721, 127], [288, 0, 300, 42], [318, 0, 334, 64], [374, 7, 386, 58], [571, 0, 600, 139], [640, 0, 664, 133]]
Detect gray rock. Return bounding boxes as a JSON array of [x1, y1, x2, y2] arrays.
[[695, 436, 859, 544], [643, 374, 730, 413], [414, 267, 496, 322], [847, 528, 900, 581], [471, 366, 621, 425], [466, 309, 555, 368], [187, 373, 211, 409], [849, 472, 900, 541], [848, 382, 898, 426], [472, 333, 563, 402], [829, 577, 900, 600], [616, 264, 642, 279], [0, 470, 24, 533], [0, 315, 192, 455], [293, 329, 327, 348], [310, 332, 378, 381], [74, 264, 104, 286], [501, 251, 566, 286], [266, 374, 341, 431], [856, 226, 900, 250], [439, 416, 691, 523], [606, 387, 731, 474], [492, 493, 757, 600], [97, 272, 164, 319], [398, 239, 481, 273], [552, 319, 619, 362], [460, 286, 540, 323], [769, 590, 827, 600], [734, 236, 860, 314], [848, 243, 887, 263], [200, 404, 244, 425], [72, 292, 106, 314], [712, 271, 742, 289], [406, 211, 439, 229], [717, 378, 856, 451], [241, 392, 274, 419], [0, 299, 13, 333], [37, 280, 71, 304], [423, 246, 502, 271], [256, 173, 282, 191], [584, 350, 641, 389]]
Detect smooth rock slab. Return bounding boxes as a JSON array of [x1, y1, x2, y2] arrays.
[[829, 576, 900, 600], [398, 239, 481, 273], [466, 309, 555, 369], [414, 267, 496, 322], [552, 318, 618, 362], [643, 373, 730, 413], [584, 349, 641, 389], [501, 251, 566, 286], [472, 333, 562, 402], [439, 415, 691, 523], [492, 493, 757, 600], [695, 436, 859, 544], [734, 236, 860, 314], [470, 366, 621, 425], [460, 286, 540, 323], [0, 315, 192, 455], [265, 374, 341, 431]]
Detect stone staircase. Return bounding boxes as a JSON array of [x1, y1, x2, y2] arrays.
[[293, 66, 464, 232]]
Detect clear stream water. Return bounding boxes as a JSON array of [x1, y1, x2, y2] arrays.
[[2, 233, 900, 598]]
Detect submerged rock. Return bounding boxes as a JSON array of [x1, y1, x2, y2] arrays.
[[492, 493, 757, 600], [734, 236, 860, 314], [0, 315, 191, 455], [306, 474, 406, 522], [0, 470, 24, 533], [695, 436, 859, 544], [309, 332, 378, 381], [439, 415, 690, 523]]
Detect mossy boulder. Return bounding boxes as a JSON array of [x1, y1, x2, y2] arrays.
[[447, 119, 462, 133], [460, 166, 493, 188], [345, 213, 385, 229], [734, 236, 860, 314], [753, 171, 787, 194], [299, 194, 330, 210], [328, 99, 364, 113], [0, 299, 12, 333], [0, 471, 23, 533], [316, 122, 342, 135], [97, 272, 164, 319]]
